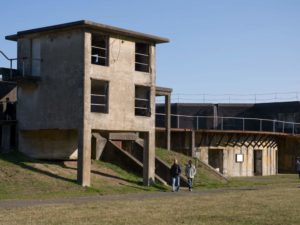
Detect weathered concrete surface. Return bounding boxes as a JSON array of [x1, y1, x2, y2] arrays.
[[91, 133, 107, 160], [17, 30, 85, 160], [109, 132, 138, 141], [156, 130, 278, 177], [17, 30, 84, 130], [18, 129, 78, 159]]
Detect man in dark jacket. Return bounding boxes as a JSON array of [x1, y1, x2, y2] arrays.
[[170, 159, 181, 192]]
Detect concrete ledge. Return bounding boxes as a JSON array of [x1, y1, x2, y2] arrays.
[[108, 132, 138, 141]]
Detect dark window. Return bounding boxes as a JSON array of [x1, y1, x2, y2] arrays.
[[135, 43, 150, 72], [135, 85, 151, 116], [91, 34, 109, 66], [91, 80, 109, 113]]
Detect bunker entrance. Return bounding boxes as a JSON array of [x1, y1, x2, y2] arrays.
[[208, 149, 224, 174], [254, 150, 263, 176]]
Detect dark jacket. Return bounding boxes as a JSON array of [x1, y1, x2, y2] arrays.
[[170, 163, 181, 177], [296, 160, 300, 172]]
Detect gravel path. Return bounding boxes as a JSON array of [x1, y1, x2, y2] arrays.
[[0, 187, 257, 209]]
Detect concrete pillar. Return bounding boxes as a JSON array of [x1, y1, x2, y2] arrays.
[[1, 124, 11, 152], [165, 94, 171, 150], [77, 127, 91, 187], [143, 131, 155, 186], [190, 130, 195, 157]]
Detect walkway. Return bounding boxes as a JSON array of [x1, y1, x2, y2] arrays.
[[0, 187, 258, 209]]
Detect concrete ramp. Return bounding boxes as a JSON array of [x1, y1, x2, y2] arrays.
[[197, 160, 228, 182]]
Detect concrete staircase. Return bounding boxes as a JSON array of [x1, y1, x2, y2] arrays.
[[92, 133, 167, 185]]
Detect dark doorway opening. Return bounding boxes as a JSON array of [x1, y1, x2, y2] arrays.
[[254, 150, 263, 176], [208, 149, 224, 174]]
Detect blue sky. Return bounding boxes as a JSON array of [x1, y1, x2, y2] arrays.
[[1, 0, 299, 102]]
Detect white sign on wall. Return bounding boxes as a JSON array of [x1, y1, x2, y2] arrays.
[[236, 154, 244, 163]]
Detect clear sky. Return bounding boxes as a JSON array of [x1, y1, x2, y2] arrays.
[[0, 0, 299, 103]]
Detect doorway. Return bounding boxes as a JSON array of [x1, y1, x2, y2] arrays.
[[208, 149, 224, 174], [254, 150, 263, 176]]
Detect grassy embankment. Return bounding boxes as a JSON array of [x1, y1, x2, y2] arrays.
[[156, 147, 299, 189], [0, 149, 299, 201], [0, 151, 166, 200]]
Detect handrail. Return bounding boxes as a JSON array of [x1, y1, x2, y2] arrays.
[[155, 113, 300, 135], [0, 50, 43, 78]]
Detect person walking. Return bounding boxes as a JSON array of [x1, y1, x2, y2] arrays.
[[170, 159, 181, 192], [296, 157, 300, 179], [185, 160, 197, 191]]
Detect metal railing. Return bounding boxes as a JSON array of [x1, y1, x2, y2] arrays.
[[155, 92, 300, 104], [0, 50, 42, 79], [156, 113, 300, 135]]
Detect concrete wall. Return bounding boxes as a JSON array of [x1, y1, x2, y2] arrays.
[[17, 30, 84, 130], [18, 129, 78, 159], [84, 32, 156, 132], [156, 130, 278, 177], [17, 30, 84, 158], [198, 145, 277, 177]]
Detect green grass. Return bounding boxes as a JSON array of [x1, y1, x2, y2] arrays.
[[1, 179, 300, 225], [91, 160, 168, 193], [0, 151, 166, 200]]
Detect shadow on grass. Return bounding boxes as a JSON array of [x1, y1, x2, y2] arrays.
[[0, 151, 168, 192], [0, 151, 76, 184], [61, 161, 168, 191]]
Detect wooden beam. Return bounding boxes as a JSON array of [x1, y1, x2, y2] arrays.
[[258, 135, 270, 148], [216, 134, 226, 146], [208, 134, 215, 146], [226, 134, 234, 146], [241, 134, 250, 147]]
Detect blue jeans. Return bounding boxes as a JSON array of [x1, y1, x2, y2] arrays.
[[172, 176, 180, 191], [188, 178, 193, 190]]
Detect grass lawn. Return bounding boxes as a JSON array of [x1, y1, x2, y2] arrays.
[[0, 151, 166, 200], [1, 177, 300, 225], [1, 150, 300, 224]]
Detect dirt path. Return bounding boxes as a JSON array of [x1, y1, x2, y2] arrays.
[[0, 187, 258, 209]]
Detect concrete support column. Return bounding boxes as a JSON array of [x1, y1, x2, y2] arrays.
[[77, 127, 91, 187], [143, 131, 155, 186], [1, 124, 11, 152], [165, 94, 171, 150], [190, 130, 195, 157]]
